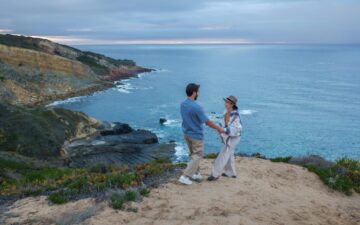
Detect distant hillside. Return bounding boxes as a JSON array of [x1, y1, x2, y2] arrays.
[[0, 34, 151, 105]]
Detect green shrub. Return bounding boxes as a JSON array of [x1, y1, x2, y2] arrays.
[[106, 172, 137, 188], [124, 190, 137, 201], [205, 153, 218, 159], [336, 158, 360, 171], [305, 164, 355, 195], [49, 188, 79, 204], [270, 156, 292, 163], [139, 187, 150, 197], [110, 193, 125, 209]]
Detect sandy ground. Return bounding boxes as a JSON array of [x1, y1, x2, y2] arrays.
[[2, 157, 360, 225]]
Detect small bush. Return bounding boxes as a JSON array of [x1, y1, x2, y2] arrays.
[[49, 188, 79, 204], [336, 158, 360, 171], [205, 153, 218, 159], [270, 156, 292, 163], [252, 152, 266, 159], [110, 193, 125, 209], [139, 187, 150, 197], [124, 190, 137, 201]]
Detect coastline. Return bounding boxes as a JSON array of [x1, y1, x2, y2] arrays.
[[44, 69, 155, 107]]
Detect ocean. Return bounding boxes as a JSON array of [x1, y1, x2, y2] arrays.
[[49, 44, 360, 161]]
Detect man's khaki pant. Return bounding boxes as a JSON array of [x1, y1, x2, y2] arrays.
[[183, 136, 204, 177], [211, 136, 241, 178]]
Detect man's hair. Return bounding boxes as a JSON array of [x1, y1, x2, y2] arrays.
[[186, 83, 200, 97]]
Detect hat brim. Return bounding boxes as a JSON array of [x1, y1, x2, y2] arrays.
[[223, 98, 236, 105]]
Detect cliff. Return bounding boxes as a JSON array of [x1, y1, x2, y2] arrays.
[[0, 102, 174, 167], [0, 34, 172, 167], [0, 34, 152, 105]]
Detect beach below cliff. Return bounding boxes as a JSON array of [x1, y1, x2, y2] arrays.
[[2, 157, 359, 225]]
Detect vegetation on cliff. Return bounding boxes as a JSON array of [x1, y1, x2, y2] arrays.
[[0, 34, 137, 70], [0, 34, 152, 105], [271, 156, 360, 195], [0, 157, 185, 206], [0, 102, 101, 158]]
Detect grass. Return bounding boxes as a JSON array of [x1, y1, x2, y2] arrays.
[[0, 158, 185, 205]]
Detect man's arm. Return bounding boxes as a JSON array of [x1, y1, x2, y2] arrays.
[[206, 120, 224, 133]]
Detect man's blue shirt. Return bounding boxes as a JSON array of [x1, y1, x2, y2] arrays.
[[180, 99, 209, 140]]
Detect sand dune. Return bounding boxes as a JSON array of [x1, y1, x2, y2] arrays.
[[3, 157, 360, 225]]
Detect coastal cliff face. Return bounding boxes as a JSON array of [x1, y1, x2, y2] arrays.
[[0, 44, 109, 105], [0, 103, 101, 159], [0, 34, 173, 170], [0, 103, 174, 167], [0, 34, 151, 105]]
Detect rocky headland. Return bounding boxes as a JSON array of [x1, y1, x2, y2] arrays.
[[0, 34, 173, 172], [0, 34, 152, 105]]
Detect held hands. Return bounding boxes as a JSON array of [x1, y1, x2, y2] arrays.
[[216, 126, 225, 134]]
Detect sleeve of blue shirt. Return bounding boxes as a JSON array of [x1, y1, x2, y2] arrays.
[[196, 106, 209, 124]]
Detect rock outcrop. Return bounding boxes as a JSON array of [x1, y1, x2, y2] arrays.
[[0, 103, 175, 167], [0, 34, 152, 105], [64, 126, 175, 168]]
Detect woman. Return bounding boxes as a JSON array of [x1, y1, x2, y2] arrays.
[[208, 95, 242, 181]]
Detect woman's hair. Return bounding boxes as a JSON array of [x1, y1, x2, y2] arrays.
[[233, 105, 238, 110]]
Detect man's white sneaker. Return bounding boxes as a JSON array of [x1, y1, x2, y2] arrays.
[[191, 173, 203, 181], [178, 175, 193, 185]]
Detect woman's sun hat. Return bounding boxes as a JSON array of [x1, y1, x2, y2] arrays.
[[223, 95, 238, 106]]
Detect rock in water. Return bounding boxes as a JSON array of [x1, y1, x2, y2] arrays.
[[100, 122, 133, 136], [159, 118, 167, 125]]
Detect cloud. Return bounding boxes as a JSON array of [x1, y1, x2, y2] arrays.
[[0, 29, 14, 33], [0, 0, 359, 44]]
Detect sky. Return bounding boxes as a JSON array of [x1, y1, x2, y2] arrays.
[[0, 0, 359, 45]]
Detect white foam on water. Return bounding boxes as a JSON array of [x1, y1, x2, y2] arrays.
[[155, 68, 170, 73], [163, 119, 181, 127], [47, 96, 87, 107], [115, 80, 135, 93], [239, 109, 257, 115], [114, 74, 153, 93], [115, 88, 131, 94], [174, 144, 188, 160]]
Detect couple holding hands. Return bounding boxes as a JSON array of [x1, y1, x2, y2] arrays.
[[179, 83, 242, 185]]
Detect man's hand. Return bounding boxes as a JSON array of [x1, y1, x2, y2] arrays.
[[216, 126, 224, 134]]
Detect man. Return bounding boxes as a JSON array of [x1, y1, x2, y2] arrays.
[[178, 83, 224, 185]]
